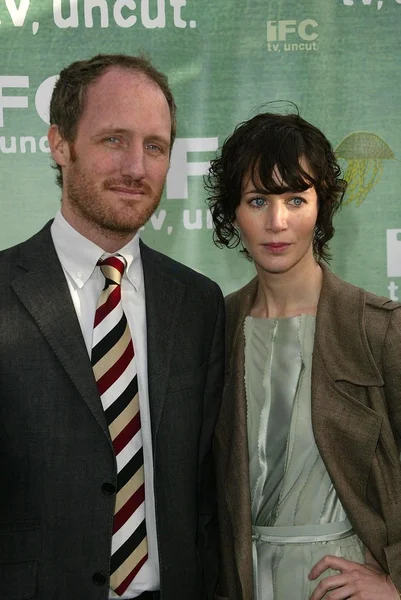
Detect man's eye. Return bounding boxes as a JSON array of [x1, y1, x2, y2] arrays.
[[145, 143, 162, 152]]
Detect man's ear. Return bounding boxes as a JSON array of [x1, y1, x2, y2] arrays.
[[48, 124, 69, 167]]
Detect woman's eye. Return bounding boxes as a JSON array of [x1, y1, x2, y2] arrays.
[[290, 197, 304, 207], [250, 197, 266, 207]]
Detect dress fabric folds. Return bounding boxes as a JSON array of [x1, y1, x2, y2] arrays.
[[244, 315, 364, 600]]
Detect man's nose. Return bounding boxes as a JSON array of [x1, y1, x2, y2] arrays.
[[120, 143, 146, 180]]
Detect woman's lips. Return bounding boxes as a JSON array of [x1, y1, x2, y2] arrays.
[[263, 242, 291, 253]]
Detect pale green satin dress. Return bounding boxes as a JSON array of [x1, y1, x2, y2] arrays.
[[245, 315, 364, 600]]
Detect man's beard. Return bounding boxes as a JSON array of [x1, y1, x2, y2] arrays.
[[66, 161, 163, 237]]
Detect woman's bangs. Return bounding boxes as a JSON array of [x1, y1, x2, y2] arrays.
[[250, 131, 316, 194]]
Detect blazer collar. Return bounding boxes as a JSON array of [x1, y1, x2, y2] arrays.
[[225, 276, 258, 372], [227, 264, 383, 385], [315, 265, 383, 386], [217, 276, 257, 598]]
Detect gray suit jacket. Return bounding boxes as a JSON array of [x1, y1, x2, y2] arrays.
[[0, 221, 224, 600], [214, 265, 401, 599]]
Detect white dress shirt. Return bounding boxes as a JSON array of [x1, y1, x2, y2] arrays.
[[51, 210, 160, 598]]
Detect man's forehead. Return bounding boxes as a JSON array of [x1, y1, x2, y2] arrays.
[[85, 67, 161, 97], [79, 68, 170, 125]]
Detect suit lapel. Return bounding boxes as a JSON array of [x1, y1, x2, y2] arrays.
[[140, 241, 185, 443], [11, 223, 110, 439]]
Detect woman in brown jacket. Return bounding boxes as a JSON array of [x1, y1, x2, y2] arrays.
[[206, 112, 401, 600]]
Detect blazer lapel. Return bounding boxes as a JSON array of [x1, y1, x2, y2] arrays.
[[11, 223, 110, 439], [140, 241, 185, 444], [218, 278, 258, 599], [312, 265, 384, 428], [311, 265, 384, 501], [313, 265, 383, 385]]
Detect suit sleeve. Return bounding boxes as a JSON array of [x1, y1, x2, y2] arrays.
[[381, 306, 401, 590], [383, 306, 401, 441], [196, 282, 225, 600]]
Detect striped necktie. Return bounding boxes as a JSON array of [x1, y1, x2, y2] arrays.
[[91, 255, 148, 596]]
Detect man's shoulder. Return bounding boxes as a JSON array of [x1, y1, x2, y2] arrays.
[[0, 236, 27, 263], [0, 221, 53, 265], [140, 240, 221, 294]]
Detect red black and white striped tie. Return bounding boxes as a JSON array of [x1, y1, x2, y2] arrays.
[[92, 255, 148, 596]]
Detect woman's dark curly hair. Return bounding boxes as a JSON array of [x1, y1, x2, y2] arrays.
[[205, 111, 346, 262]]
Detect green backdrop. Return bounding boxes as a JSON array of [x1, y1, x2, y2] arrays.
[[1, 0, 401, 297]]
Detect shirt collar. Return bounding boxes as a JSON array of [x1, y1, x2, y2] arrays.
[[51, 210, 142, 291]]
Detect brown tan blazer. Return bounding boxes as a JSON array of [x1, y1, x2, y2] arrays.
[[214, 265, 401, 600]]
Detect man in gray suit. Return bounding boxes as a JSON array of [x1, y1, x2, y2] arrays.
[[0, 54, 224, 600]]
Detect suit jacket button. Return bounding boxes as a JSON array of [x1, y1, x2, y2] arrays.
[[102, 482, 116, 495], [92, 572, 107, 586]]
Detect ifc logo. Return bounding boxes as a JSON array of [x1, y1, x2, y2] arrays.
[[387, 230, 401, 277], [266, 20, 319, 53], [387, 229, 401, 300]]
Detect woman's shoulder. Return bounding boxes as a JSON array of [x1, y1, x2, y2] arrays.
[[225, 276, 258, 312], [321, 267, 401, 356], [321, 265, 401, 314], [364, 289, 401, 312], [224, 277, 258, 342]]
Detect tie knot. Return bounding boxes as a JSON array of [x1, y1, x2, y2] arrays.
[[98, 255, 125, 286]]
